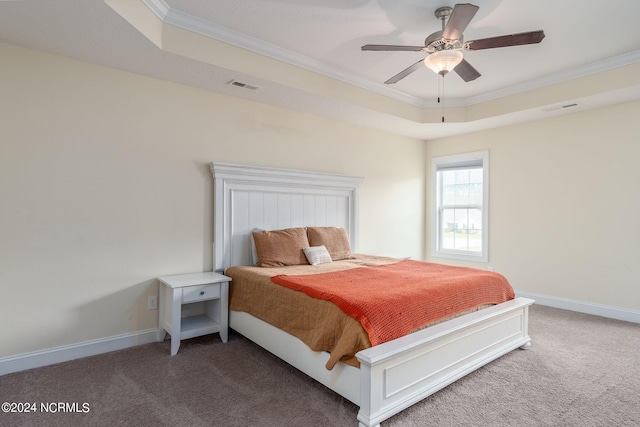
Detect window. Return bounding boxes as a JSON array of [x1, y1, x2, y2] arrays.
[[431, 150, 489, 262]]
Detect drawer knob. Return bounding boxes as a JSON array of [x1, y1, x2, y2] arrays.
[[200, 291, 205, 295]]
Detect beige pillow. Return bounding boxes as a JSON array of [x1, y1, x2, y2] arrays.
[[307, 226, 352, 261], [252, 227, 310, 267]]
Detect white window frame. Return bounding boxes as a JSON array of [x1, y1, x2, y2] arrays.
[[431, 150, 489, 263]]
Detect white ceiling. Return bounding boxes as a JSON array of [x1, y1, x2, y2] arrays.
[[2, 0, 640, 139]]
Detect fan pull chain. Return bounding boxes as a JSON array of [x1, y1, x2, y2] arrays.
[[442, 75, 445, 123], [438, 74, 445, 123]]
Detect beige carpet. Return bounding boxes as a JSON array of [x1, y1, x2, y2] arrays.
[[1, 305, 639, 426]]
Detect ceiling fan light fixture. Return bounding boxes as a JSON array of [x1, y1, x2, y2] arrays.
[[424, 50, 463, 75]]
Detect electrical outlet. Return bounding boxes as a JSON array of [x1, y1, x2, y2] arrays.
[[487, 265, 494, 271], [148, 295, 158, 310]]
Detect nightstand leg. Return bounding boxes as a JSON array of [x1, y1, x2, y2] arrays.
[[220, 281, 229, 343], [170, 336, 180, 355], [158, 284, 166, 342], [171, 289, 182, 355]]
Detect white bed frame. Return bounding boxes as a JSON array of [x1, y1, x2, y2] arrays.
[[211, 162, 533, 427]]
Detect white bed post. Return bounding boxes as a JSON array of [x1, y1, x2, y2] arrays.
[[357, 362, 381, 427]]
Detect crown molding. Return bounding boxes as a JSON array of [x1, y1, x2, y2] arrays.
[[143, 0, 640, 110], [142, 0, 168, 16], [143, 0, 426, 107], [468, 49, 640, 106]]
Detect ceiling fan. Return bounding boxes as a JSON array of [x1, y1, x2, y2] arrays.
[[361, 3, 545, 85]]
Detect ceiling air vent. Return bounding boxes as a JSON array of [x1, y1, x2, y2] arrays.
[[543, 103, 579, 112], [228, 80, 259, 91]]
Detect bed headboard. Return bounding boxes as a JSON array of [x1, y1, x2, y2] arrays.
[[210, 162, 364, 272]]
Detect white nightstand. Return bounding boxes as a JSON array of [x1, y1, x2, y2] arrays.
[[157, 272, 230, 355]]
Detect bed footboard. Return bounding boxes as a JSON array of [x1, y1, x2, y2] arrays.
[[230, 298, 533, 427], [356, 297, 534, 427]]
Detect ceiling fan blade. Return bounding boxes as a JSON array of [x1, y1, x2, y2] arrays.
[[384, 59, 425, 84], [442, 3, 479, 40], [466, 30, 545, 50], [454, 58, 481, 82], [361, 44, 425, 52]]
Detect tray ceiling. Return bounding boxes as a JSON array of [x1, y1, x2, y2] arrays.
[[1, 0, 639, 139]]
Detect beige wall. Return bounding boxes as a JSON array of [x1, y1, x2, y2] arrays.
[[425, 100, 640, 311], [3, 39, 638, 361], [0, 42, 425, 357]]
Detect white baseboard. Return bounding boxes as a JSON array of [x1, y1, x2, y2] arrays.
[[3, 294, 638, 376], [0, 328, 159, 376], [517, 291, 640, 324]]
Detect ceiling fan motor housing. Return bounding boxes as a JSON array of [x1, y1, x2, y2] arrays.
[[425, 34, 463, 52]]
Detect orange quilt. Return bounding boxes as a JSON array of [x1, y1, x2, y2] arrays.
[[271, 259, 515, 346]]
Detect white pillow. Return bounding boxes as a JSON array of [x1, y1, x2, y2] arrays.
[[303, 245, 333, 266]]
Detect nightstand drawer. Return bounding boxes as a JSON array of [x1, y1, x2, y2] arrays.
[[182, 284, 220, 303]]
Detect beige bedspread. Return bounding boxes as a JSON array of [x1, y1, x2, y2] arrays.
[[226, 255, 493, 370]]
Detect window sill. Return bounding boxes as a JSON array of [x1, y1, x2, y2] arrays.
[[431, 250, 488, 263]]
